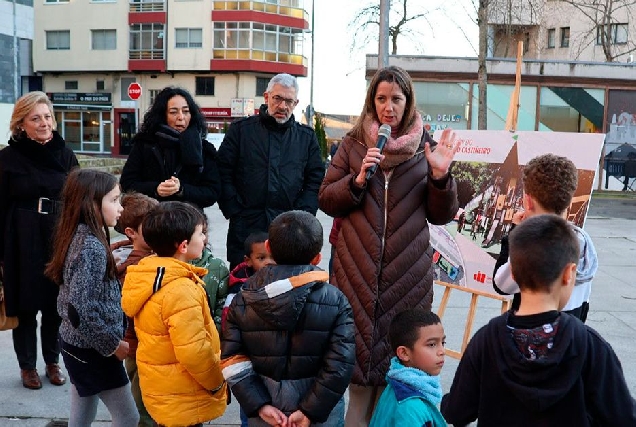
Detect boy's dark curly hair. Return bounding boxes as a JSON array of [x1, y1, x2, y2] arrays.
[[523, 154, 578, 215]]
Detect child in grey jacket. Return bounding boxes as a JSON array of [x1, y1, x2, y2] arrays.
[[46, 169, 138, 427]]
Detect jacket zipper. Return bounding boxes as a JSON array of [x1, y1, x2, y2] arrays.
[[367, 169, 392, 381]]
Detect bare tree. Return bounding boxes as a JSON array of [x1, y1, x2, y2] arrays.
[[557, 0, 636, 62], [348, 0, 437, 55]]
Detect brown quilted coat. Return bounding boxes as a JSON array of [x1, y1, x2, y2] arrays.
[[318, 131, 458, 386]]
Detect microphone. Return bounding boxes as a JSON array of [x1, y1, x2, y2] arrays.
[[365, 124, 392, 181]]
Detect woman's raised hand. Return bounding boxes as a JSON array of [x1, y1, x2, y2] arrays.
[[425, 128, 460, 180]]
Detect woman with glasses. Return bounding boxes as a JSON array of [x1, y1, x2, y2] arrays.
[[120, 86, 221, 210], [319, 66, 460, 426]]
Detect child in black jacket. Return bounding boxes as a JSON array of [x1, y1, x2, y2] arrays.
[[221, 210, 355, 426], [442, 214, 636, 426]]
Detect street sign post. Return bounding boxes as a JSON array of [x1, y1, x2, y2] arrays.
[[127, 82, 142, 133]]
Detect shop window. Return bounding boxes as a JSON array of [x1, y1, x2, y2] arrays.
[[175, 28, 202, 48], [65, 80, 78, 90], [560, 27, 570, 48], [538, 87, 604, 133], [92, 29, 116, 50], [471, 84, 538, 131], [415, 82, 471, 132], [46, 30, 70, 50], [196, 77, 215, 96]]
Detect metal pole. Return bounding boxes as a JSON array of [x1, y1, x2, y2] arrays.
[[309, 0, 315, 128], [378, 0, 390, 68], [13, 0, 19, 99]]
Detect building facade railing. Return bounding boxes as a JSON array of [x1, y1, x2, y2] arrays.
[[212, 1, 308, 21]]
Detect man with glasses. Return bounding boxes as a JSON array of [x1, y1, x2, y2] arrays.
[[217, 73, 324, 270]]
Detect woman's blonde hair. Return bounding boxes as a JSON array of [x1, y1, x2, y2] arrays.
[[9, 91, 57, 138]]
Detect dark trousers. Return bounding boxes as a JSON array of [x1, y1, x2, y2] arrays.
[[12, 308, 61, 370]]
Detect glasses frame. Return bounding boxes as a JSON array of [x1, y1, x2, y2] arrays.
[[270, 94, 298, 108]]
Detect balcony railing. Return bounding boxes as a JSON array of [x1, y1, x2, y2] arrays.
[[129, 50, 165, 59], [213, 1, 308, 22], [212, 48, 306, 66], [129, 0, 165, 12]]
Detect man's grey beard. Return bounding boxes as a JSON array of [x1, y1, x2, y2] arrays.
[[267, 109, 291, 124]]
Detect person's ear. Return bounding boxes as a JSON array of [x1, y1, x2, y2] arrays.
[[265, 239, 271, 254], [395, 346, 410, 364], [562, 262, 576, 286], [310, 253, 322, 266], [176, 240, 188, 254], [523, 193, 535, 213], [124, 227, 136, 240]]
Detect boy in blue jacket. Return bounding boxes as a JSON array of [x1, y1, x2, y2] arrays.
[[370, 309, 447, 427]]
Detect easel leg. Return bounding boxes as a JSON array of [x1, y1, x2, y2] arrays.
[[461, 294, 479, 354], [437, 285, 452, 319]]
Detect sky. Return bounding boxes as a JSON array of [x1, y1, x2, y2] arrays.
[[295, 0, 479, 117]]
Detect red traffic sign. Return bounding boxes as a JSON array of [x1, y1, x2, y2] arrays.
[[128, 82, 142, 100]]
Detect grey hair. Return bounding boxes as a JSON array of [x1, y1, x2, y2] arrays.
[[266, 73, 299, 94]]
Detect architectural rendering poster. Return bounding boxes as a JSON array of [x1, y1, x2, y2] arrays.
[[429, 130, 605, 296]]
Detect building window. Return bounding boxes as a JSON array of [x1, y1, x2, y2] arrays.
[[129, 24, 164, 59], [547, 28, 555, 48], [46, 30, 70, 50], [92, 29, 116, 50], [149, 89, 161, 105], [196, 77, 215, 96], [65, 81, 78, 90], [560, 27, 570, 48], [213, 21, 304, 63], [256, 77, 269, 95], [596, 23, 628, 45], [96, 80, 105, 91], [175, 28, 202, 48], [45, 0, 70, 3]]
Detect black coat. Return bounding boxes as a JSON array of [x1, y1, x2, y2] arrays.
[[221, 264, 355, 423], [119, 129, 221, 209], [0, 132, 79, 315], [216, 105, 325, 266]]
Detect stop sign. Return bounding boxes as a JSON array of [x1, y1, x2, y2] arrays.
[[128, 82, 142, 100]]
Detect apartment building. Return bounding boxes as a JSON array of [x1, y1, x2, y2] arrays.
[[487, 0, 636, 63], [0, 0, 40, 138], [32, 0, 309, 155]]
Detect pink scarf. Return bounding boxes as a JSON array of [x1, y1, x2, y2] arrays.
[[362, 113, 424, 170]]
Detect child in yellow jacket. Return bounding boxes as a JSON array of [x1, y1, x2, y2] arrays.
[[121, 202, 227, 426]]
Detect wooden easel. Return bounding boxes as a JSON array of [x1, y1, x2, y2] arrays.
[[435, 281, 511, 359], [435, 41, 523, 360]]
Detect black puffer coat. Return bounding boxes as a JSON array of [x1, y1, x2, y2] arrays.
[[216, 105, 325, 266], [0, 132, 79, 316], [221, 265, 355, 423]]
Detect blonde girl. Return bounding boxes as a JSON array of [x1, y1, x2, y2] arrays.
[[45, 169, 138, 427]]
